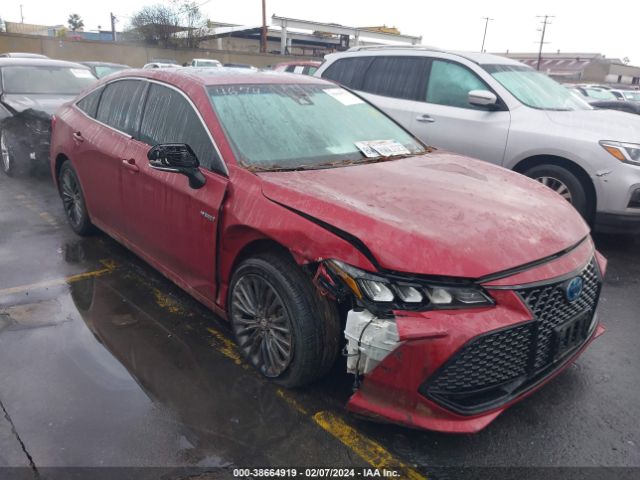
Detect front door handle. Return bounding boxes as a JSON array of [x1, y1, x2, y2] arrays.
[[416, 114, 436, 123], [122, 158, 139, 173], [72, 131, 84, 142]]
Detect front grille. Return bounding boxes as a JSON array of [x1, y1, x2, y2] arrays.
[[422, 258, 602, 414]]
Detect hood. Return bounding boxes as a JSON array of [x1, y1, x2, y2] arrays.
[[1, 93, 76, 116], [259, 152, 590, 279], [545, 108, 640, 143]]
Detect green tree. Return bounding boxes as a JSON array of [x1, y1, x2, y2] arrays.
[[67, 13, 84, 32]]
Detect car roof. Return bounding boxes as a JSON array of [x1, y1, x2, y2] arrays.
[[337, 46, 524, 67], [0, 57, 91, 68], [0, 52, 49, 58], [105, 67, 329, 87]]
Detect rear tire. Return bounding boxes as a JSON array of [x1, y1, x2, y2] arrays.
[[228, 252, 340, 388], [525, 164, 590, 220], [58, 161, 94, 236]]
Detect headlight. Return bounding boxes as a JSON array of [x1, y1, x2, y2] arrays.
[[325, 260, 494, 311], [600, 141, 640, 165]]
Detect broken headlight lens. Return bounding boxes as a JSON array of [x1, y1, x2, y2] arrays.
[[326, 260, 493, 310], [600, 141, 640, 166]]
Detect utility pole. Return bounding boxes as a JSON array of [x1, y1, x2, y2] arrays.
[[536, 15, 554, 71], [20, 4, 24, 23], [260, 0, 267, 54], [110, 12, 116, 42], [480, 17, 493, 53]]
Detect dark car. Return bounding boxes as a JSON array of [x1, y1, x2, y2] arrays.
[[81, 61, 130, 79], [50, 68, 605, 433], [590, 100, 640, 115], [0, 58, 96, 176]]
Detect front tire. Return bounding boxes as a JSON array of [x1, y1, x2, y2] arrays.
[[229, 252, 340, 388], [525, 164, 590, 220], [58, 161, 94, 236], [1, 129, 18, 177]]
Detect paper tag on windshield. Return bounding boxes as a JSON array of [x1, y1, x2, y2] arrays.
[[71, 69, 94, 78], [355, 141, 380, 158], [324, 88, 364, 106], [355, 140, 410, 157]]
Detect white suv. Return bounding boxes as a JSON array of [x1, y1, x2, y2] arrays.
[[316, 46, 640, 233]]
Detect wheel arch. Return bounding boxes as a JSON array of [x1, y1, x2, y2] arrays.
[[512, 154, 597, 220]]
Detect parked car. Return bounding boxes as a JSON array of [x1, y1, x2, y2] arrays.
[[567, 86, 640, 115], [223, 63, 257, 70], [190, 58, 222, 68], [273, 61, 322, 75], [0, 57, 96, 176], [143, 62, 180, 69], [50, 68, 605, 433], [611, 89, 640, 102], [316, 46, 640, 233], [573, 85, 619, 102], [81, 61, 130, 78], [0, 52, 49, 58]]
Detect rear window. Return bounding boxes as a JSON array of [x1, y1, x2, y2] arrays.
[[361, 56, 429, 100], [321, 57, 373, 90], [1, 66, 96, 94]]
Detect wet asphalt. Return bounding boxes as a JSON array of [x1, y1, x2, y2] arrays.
[[0, 172, 639, 479]]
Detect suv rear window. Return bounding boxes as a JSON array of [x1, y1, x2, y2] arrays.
[[361, 56, 429, 100], [321, 57, 373, 90]]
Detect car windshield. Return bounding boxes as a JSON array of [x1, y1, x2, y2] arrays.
[[623, 90, 640, 101], [483, 64, 592, 111], [94, 65, 127, 78], [208, 83, 425, 171], [584, 88, 617, 101], [2, 66, 96, 94]]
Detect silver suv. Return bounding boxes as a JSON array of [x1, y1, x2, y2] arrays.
[[316, 46, 640, 233]]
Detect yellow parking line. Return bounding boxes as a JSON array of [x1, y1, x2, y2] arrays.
[[0, 259, 117, 297], [205, 327, 426, 479], [313, 411, 426, 480]]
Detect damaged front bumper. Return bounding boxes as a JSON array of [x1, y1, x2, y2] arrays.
[[340, 250, 607, 433], [345, 300, 605, 433]]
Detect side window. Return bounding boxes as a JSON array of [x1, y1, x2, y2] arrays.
[[139, 84, 222, 173], [361, 56, 429, 100], [426, 60, 490, 109], [321, 57, 373, 90], [285, 65, 296, 73], [307, 66, 318, 76], [76, 87, 103, 118], [95, 80, 147, 135]]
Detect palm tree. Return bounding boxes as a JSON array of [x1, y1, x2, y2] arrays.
[[67, 13, 84, 32]]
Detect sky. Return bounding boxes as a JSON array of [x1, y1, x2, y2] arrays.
[[3, 0, 638, 64]]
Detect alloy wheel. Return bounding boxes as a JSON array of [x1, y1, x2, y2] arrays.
[[60, 170, 84, 228], [1, 131, 10, 173], [535, 176, 573, 203], [231, 274, 294, 377]]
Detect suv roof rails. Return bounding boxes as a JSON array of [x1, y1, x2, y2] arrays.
[[346, 44, 444, 53]]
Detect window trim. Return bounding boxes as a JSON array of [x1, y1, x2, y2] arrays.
[[425, 58, 508, 111], [73, 76, 229, 177]]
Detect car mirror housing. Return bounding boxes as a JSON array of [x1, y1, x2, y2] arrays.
[[147, 143, 206, 189], [468, 90, 498, 108]]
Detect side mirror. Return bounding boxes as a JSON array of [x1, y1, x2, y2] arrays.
[[147, 143, 206, 189], [468, 90, 498, 108]]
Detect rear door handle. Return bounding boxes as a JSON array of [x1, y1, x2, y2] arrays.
[[122, 158, 139, 173], [416, 114, 436, 123], [72, 131, 84, 142]]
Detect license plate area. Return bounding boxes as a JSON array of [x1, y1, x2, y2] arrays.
[[553, 311, 592, 360]]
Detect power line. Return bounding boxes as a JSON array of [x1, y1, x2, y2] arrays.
[[480, 17, 493, 53], [536, 15, 554, 71]]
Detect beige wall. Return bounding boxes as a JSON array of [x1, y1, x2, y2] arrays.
[[0, 32, 315, 68]]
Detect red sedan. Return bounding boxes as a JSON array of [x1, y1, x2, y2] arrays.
[[50, 68, 605, 433]]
